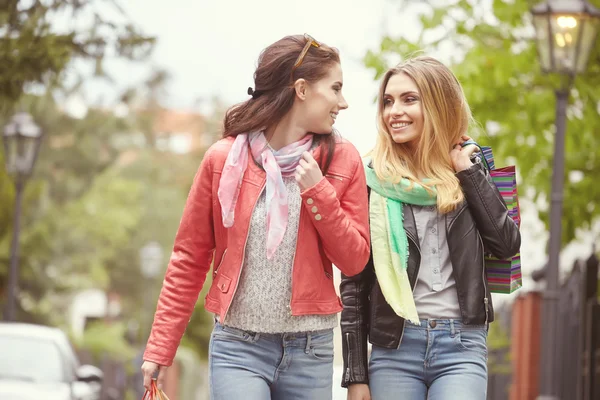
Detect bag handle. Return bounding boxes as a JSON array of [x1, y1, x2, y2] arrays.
[[460, 139, 491, 172], [142, 380, 171, 400], [152, 380, 171, 400], [142, 382, 155, 400]]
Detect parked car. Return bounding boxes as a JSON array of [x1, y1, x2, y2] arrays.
[[0, 322, 103, 400]]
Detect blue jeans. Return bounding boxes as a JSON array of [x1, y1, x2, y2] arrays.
[[209, 322, 334, 400], [369, 319, 488, 400]]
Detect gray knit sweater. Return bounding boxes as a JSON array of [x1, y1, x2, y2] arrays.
[[224, 176, 338, 333]]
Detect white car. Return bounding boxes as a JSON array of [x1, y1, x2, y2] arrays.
[[0, 323, 103, 400]]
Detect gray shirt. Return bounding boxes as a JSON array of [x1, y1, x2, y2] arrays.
[[412, 205, 462, 320], [224, 177, 338, 333]]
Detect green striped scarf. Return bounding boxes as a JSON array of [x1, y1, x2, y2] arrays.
[[365, 164, 437, 324]]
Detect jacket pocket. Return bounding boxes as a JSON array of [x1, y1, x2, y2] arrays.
[[215, 274, 232, 294], [325, 171, 351, 195], [325, 172, 348, 181]]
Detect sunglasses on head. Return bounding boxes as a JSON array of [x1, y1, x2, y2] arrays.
[[291, 33, 320, 81]]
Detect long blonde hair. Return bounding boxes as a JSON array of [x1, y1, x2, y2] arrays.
[[371, 56, 473, 213]]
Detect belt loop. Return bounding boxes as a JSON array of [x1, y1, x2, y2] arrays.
[[450, 319, 456, 336], [305, 332, 312, 354]]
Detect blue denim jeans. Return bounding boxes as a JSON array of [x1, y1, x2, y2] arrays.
[[209, 322, 334, 400], [369, 319, 488, 400]]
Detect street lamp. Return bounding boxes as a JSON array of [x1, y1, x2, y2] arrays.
[[532, 0, 600, 75], [2, 112, 43, 321], [531, 1, 600, 399], [139, 241, 163, 339]]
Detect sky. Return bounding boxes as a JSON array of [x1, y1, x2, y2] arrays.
[[62, 0, 598, 298], [70, 0, 421, 153]]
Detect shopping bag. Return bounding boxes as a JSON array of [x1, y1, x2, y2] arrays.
[[142, 379, 171, 400], [464, 140, 522, 294]]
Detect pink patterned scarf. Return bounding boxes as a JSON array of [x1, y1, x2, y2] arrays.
[[218, 132, 314, 259]]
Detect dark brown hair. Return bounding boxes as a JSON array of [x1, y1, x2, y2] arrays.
[[223, 34, 341, 173]]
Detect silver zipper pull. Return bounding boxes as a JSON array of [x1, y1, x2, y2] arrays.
[[484, 297, 489, 326], [326, 174, 343, 181]]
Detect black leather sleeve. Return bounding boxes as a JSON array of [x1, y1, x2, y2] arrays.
[[340, 253, 374, 388], [456, 162, 521, 259]]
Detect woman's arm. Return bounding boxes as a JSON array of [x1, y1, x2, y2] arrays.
[[340, 253, 375, 388], [143, 147, 217, 366], [299, 144, 370, 276], [457, 162, 521, 259]]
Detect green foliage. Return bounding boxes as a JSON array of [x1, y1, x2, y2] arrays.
[[74, 321, 136, 363], [0, 94, 146, 324], [0, 91, 223, 362], [488, 317, 510, 350], [368, 0, 600, 245], [487, 314, 511, 375], [0, 0, 155, 106], [0, 1, 220, 363]]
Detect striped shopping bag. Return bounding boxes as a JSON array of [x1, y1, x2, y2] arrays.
[[481, 146, 495, 170], [464, 141, 522, 294]]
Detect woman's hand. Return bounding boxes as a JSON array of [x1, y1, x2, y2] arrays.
[[141, 361, 168, 391], [450, 134, 479, 173], [347, 383, 371, 400], [295, 151, 324, 191]]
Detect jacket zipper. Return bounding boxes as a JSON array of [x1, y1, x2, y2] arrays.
[[345, 332, 352, 382], [213, 248, 228, 277], [222, 184, 265, 322], [288, 208, 302, 316], [448, 207, 488, 326], [447, 204, 467, 232], [397, 235, 421, 349], [478, 233, 490, 326], [447, 216, 465, 323], [325, 173, 344, 181]]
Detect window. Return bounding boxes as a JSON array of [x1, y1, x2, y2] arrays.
[[0, 336, 66, 382]]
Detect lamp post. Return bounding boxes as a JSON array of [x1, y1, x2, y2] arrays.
[[2, 112, 43, 321], [531, 1, 600, 398], [139, 241, 163, 339]]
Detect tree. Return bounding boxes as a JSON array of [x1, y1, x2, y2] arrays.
[[366, 0, 600, 244], [0, 0, 155, 322], [0, 0, 155, 107], [0, 3, 223, 362], [0, 93, 145, 323]]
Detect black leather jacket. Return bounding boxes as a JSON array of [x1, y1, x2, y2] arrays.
[[340, 162, 521, 387]]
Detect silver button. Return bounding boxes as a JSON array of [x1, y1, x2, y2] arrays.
[[315, 214, 322, 221], [433, 268, 440, 274], [307, 198, 314, 205], [431, 228, 437, 234], [432, 248, 437, 254], [311, 206, 318, 213]]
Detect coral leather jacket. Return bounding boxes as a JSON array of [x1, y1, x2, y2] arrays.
[[144, 136, 370, 366]]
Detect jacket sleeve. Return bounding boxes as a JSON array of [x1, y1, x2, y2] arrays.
[[457, 162, 521, 259], [143, 148, 216, 366], [300, 146, 370, 276], [340, 253, 374, 388]]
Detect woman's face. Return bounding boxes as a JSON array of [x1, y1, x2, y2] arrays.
[[301, 62, 349, 134], [382, 72, 424, 146]]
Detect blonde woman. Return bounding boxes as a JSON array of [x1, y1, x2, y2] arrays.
[[340, 56, 520, 400]]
